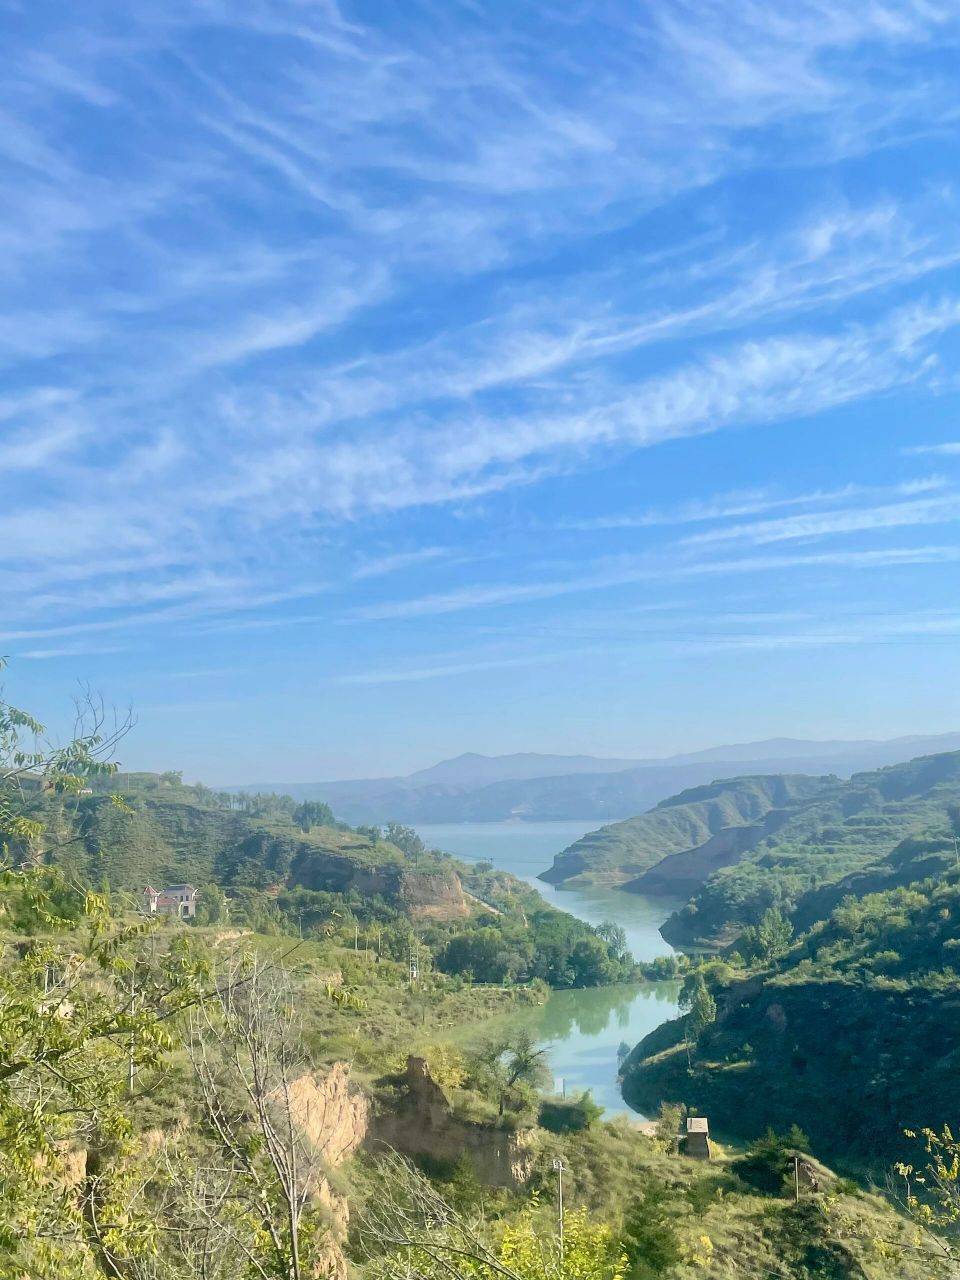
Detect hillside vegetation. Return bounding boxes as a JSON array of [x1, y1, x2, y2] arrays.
[[659, 750, 960, 946], [541, 750, 960, 951], [539, 774, 827, 887], [622, 819, 960, 1173]]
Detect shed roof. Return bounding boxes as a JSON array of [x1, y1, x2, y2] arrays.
[[687, 1117, 709, 1134]]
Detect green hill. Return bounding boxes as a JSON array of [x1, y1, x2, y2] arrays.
[[658, 750, 960, 946], [539, 774, 829, 886], [622, 837, 960, 1170]]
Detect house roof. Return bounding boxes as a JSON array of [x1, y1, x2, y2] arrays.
[[143, 885, 159, 895], [687, 1117, 709, 1133], [164, 884, 196, 894]]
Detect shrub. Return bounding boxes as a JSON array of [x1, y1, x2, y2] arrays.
[[538, 1091, 603, 1133]]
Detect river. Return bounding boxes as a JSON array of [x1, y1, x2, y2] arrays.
[[416, 820, 681, 1117]]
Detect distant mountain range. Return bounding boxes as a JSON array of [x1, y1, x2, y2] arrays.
[[233, 733, 960, 825]]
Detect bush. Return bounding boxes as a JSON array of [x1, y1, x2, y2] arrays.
[[732, 1126, 810, 1195], [538, 1091, 603, 1133]]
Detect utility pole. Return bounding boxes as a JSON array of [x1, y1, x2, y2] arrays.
[[552, 1158, 566, 1259], [354, 922, 359, 952], [793, 1154, 800, 1204]]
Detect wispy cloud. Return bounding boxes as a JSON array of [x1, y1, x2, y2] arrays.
[[4, 0, 960, 689], [560, 478, 949, 532], [903, 441, 960, 457], [351, 547, 450, 580], [333, 650, 585, 686], [350, 545, 960, 622], [684, 490, 960, 548]]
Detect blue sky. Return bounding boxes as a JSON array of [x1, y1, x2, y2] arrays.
[[4, 1, 960, 783]]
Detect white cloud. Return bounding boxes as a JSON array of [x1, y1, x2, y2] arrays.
[[351, 547, 450, 580], [684, 491, 960, 548], [559, 478, 948, 532], [350, 544, 960, 622], [4, 1, 960, 647], [903, 441, 960, 456]]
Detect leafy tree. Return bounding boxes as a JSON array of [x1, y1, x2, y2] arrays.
[[293, 799, 335, 832], [621, 1180, 683, 1278], [385, 822, 427, 861], [597, 919, 629, 961], [538, 1090, 603, 1133], [570, 935, 618, 986], [654, 1101, 684, 1153], [739, 906, 793, 964], [469, 1029, 551, 1116], [500, 1200, 627, 1280], [894, 1125, 960, 1274], [195, 881, 227, 924], [732, 1126, 810, 1195], [688, 976, 717, 1038], [0, 663, 208, 1276], [437, 929, 514, 983]]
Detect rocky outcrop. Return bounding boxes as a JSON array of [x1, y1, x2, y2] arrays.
[[399, 870, 469, 920], [286, 1064, 369, 1280], [366, 1057, 537, 1186], [625, 807, 792, 899], [291, 852, 468, 920], [288, 1062, 369, 1167]]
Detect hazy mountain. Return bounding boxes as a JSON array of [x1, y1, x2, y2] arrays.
[[233, 732, 960, 825], [664, 732, 960, 765], [406, 751, 648, 784]]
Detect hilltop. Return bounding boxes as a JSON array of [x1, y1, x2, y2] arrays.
[[540, 748, 960, 949], [539, 774, 827, 887]]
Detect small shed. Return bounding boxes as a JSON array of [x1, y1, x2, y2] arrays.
[[685, 1116, 711, 1160]]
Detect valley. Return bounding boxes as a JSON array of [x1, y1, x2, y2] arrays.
[[7, 683, 960, 1279]]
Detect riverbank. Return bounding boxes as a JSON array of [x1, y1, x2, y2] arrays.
[[416, 820, 682, 1116]]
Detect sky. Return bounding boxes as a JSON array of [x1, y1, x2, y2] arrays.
[[4, 1, 960, 783]]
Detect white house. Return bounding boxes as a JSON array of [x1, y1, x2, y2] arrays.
[[143, 883, 198, 919]]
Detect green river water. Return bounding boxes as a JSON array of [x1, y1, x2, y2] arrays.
[[416, 821, 681, 1118]]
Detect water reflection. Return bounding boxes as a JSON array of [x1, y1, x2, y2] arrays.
[[415, 821, 681, 1117], [472, 981, 680, 1118]]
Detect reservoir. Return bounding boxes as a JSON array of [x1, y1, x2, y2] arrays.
[[416, 820, 680, 1117]]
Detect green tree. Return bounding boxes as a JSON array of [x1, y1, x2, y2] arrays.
[[437, 929, 513, 983], [570, 935, 617, 986], [195, 881, 227, 924], [654, 1101, 683, 1153], [597, 919, 629, 961], [679, 973, 716, 1065], [385, 822, 426, 861], [469, 1029, 551, 1116], [893, 1125, 960, 1274], [739, 906, 793, 964], [293, 799, 335, 831], [500, 1201, 627, 1280], [0, 663, 208, 1275], [621, 1181, 683, 1278]]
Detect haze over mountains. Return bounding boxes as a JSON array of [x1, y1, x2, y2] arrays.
[[235, 732, 960, 825]]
